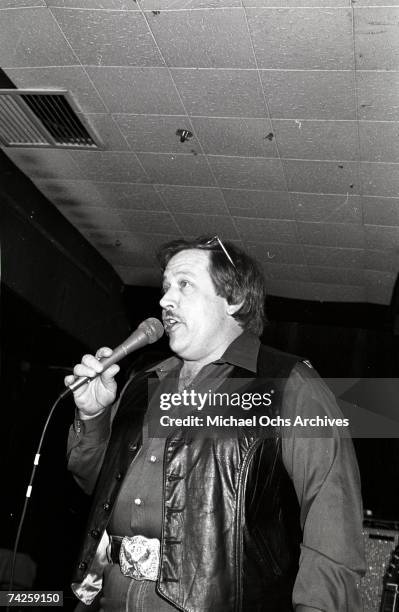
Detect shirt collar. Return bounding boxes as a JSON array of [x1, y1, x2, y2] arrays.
[[147, 331, 260, 377], [215, 331, 260, 373]]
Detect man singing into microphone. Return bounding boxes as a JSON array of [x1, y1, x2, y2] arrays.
[[66, 236, 365, 611]]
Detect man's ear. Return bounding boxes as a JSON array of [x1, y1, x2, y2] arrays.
[[226, 300, 244, 316]]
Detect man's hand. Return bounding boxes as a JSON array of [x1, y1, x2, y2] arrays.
[[64, 347, 120, 419]]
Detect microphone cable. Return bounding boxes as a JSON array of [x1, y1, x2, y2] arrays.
[[7, 390, 66, 600]]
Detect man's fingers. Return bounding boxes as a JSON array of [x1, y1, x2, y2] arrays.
[[95, 346, 113, 360], [73, 363, 97, 379], [82, 353, 104, 371], [64, 374, 75, 386], [101, 364, 120, 380], [79, 353, 104, 375]]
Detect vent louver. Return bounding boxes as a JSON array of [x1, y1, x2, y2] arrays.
[[0, 89, 100, 149]]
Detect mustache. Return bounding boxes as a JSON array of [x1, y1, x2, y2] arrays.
[[162, 310, 182, 322]]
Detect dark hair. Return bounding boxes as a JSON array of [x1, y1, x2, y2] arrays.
[[157, 236, 267, 336]]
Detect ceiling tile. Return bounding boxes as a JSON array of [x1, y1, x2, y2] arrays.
[[321, 284, 367, 302], [365, 224, 399, 250], [52, 9, 163, 67], [139, 0, 240, 7], [86, 67, 185, 114], [355, 7, 399, 70], [35, 180, 166, 210], [46, 1, 137, 7], [0, 8, 78, 67], [113, 115, 195, 153], [263, 280, 300, 299], [359, 121, 399, 163], [357, 71, 399, 121], [116, 210, 179, 234], [191, 117, 277, 158], [34, 179, 105, 208], [247, 242, 305, 265], [243, 0, 349, 5], [273, 119, 358, 161], [284, 160, 359, 194], [145, 9, 255, 69], [83, 230, 178, 252], [262, 263, 310, 281], [91, 182, 166, 210], [209, 156, 286, 190], [137, 153, 216, 186], [63, 207, 178, 233], [4, 148, 83, 179], [308, 266, 365, 286], [364, 270, 395, 304], [68, 151, 149, 182], [2, 0, 45, 7], [174, 214, 239, 239], [303, 245, 365, 268], [171, 68, 267, 118], [235, 218, 297, 243], [223, 189, 293, 219], [297, 222, 365, 248], [362, 196, 399, 226], [364, 249, 399, 272], [101, 249, 156, 268], [34, 179, 95, 206], [57, 205, 122, 228], [4, 66, 107, 113], [366, 286, 393, 305], [355, 0, 399, 4], [81, 114, 129, 150], [89, 235, 157, 267], [291, 193, 362, 224], [265, 280, 366, 302], [247, 8, 353, 70], [156, 185, 228, 214], [260, 71, 356, 120], [113, 265, 161, 287], [360, 162, 399, 197]]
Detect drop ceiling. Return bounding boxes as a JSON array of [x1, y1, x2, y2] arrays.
[[1, 0, 398, 304]]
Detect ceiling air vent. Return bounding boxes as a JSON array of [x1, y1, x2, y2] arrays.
[[0, 89, 100, 149]]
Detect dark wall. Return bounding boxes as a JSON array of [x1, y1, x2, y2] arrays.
[[0, 150, 130, 350]]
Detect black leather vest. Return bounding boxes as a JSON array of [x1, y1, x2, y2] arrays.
[[72, 344, 302, 612]]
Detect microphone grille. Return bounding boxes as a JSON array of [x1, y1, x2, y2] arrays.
[[139, 317, 164, 344]]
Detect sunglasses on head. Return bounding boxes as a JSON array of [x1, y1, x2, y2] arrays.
[[204, 235, 237, 269]]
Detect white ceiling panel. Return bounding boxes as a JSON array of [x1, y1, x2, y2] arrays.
[[261, 70, 356, 120], [145, 8, 256, 69], [291, 193, 362, 224], [1, 2, 398, 305], [52, 8, 164, 67], [247, 8, 354, 70], [354, 7, 399, 71]]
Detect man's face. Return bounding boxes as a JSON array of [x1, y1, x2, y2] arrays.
[[159, 249, 234, 362]]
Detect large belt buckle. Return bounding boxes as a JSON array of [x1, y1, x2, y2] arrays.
[[119, 535, 160, 581]]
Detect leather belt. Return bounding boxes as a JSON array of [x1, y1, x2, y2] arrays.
[[110, 535, 123, 562], [109, 535, 160, 581]]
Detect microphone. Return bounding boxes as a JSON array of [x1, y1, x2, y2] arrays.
[[66, 317, 164, 395]]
